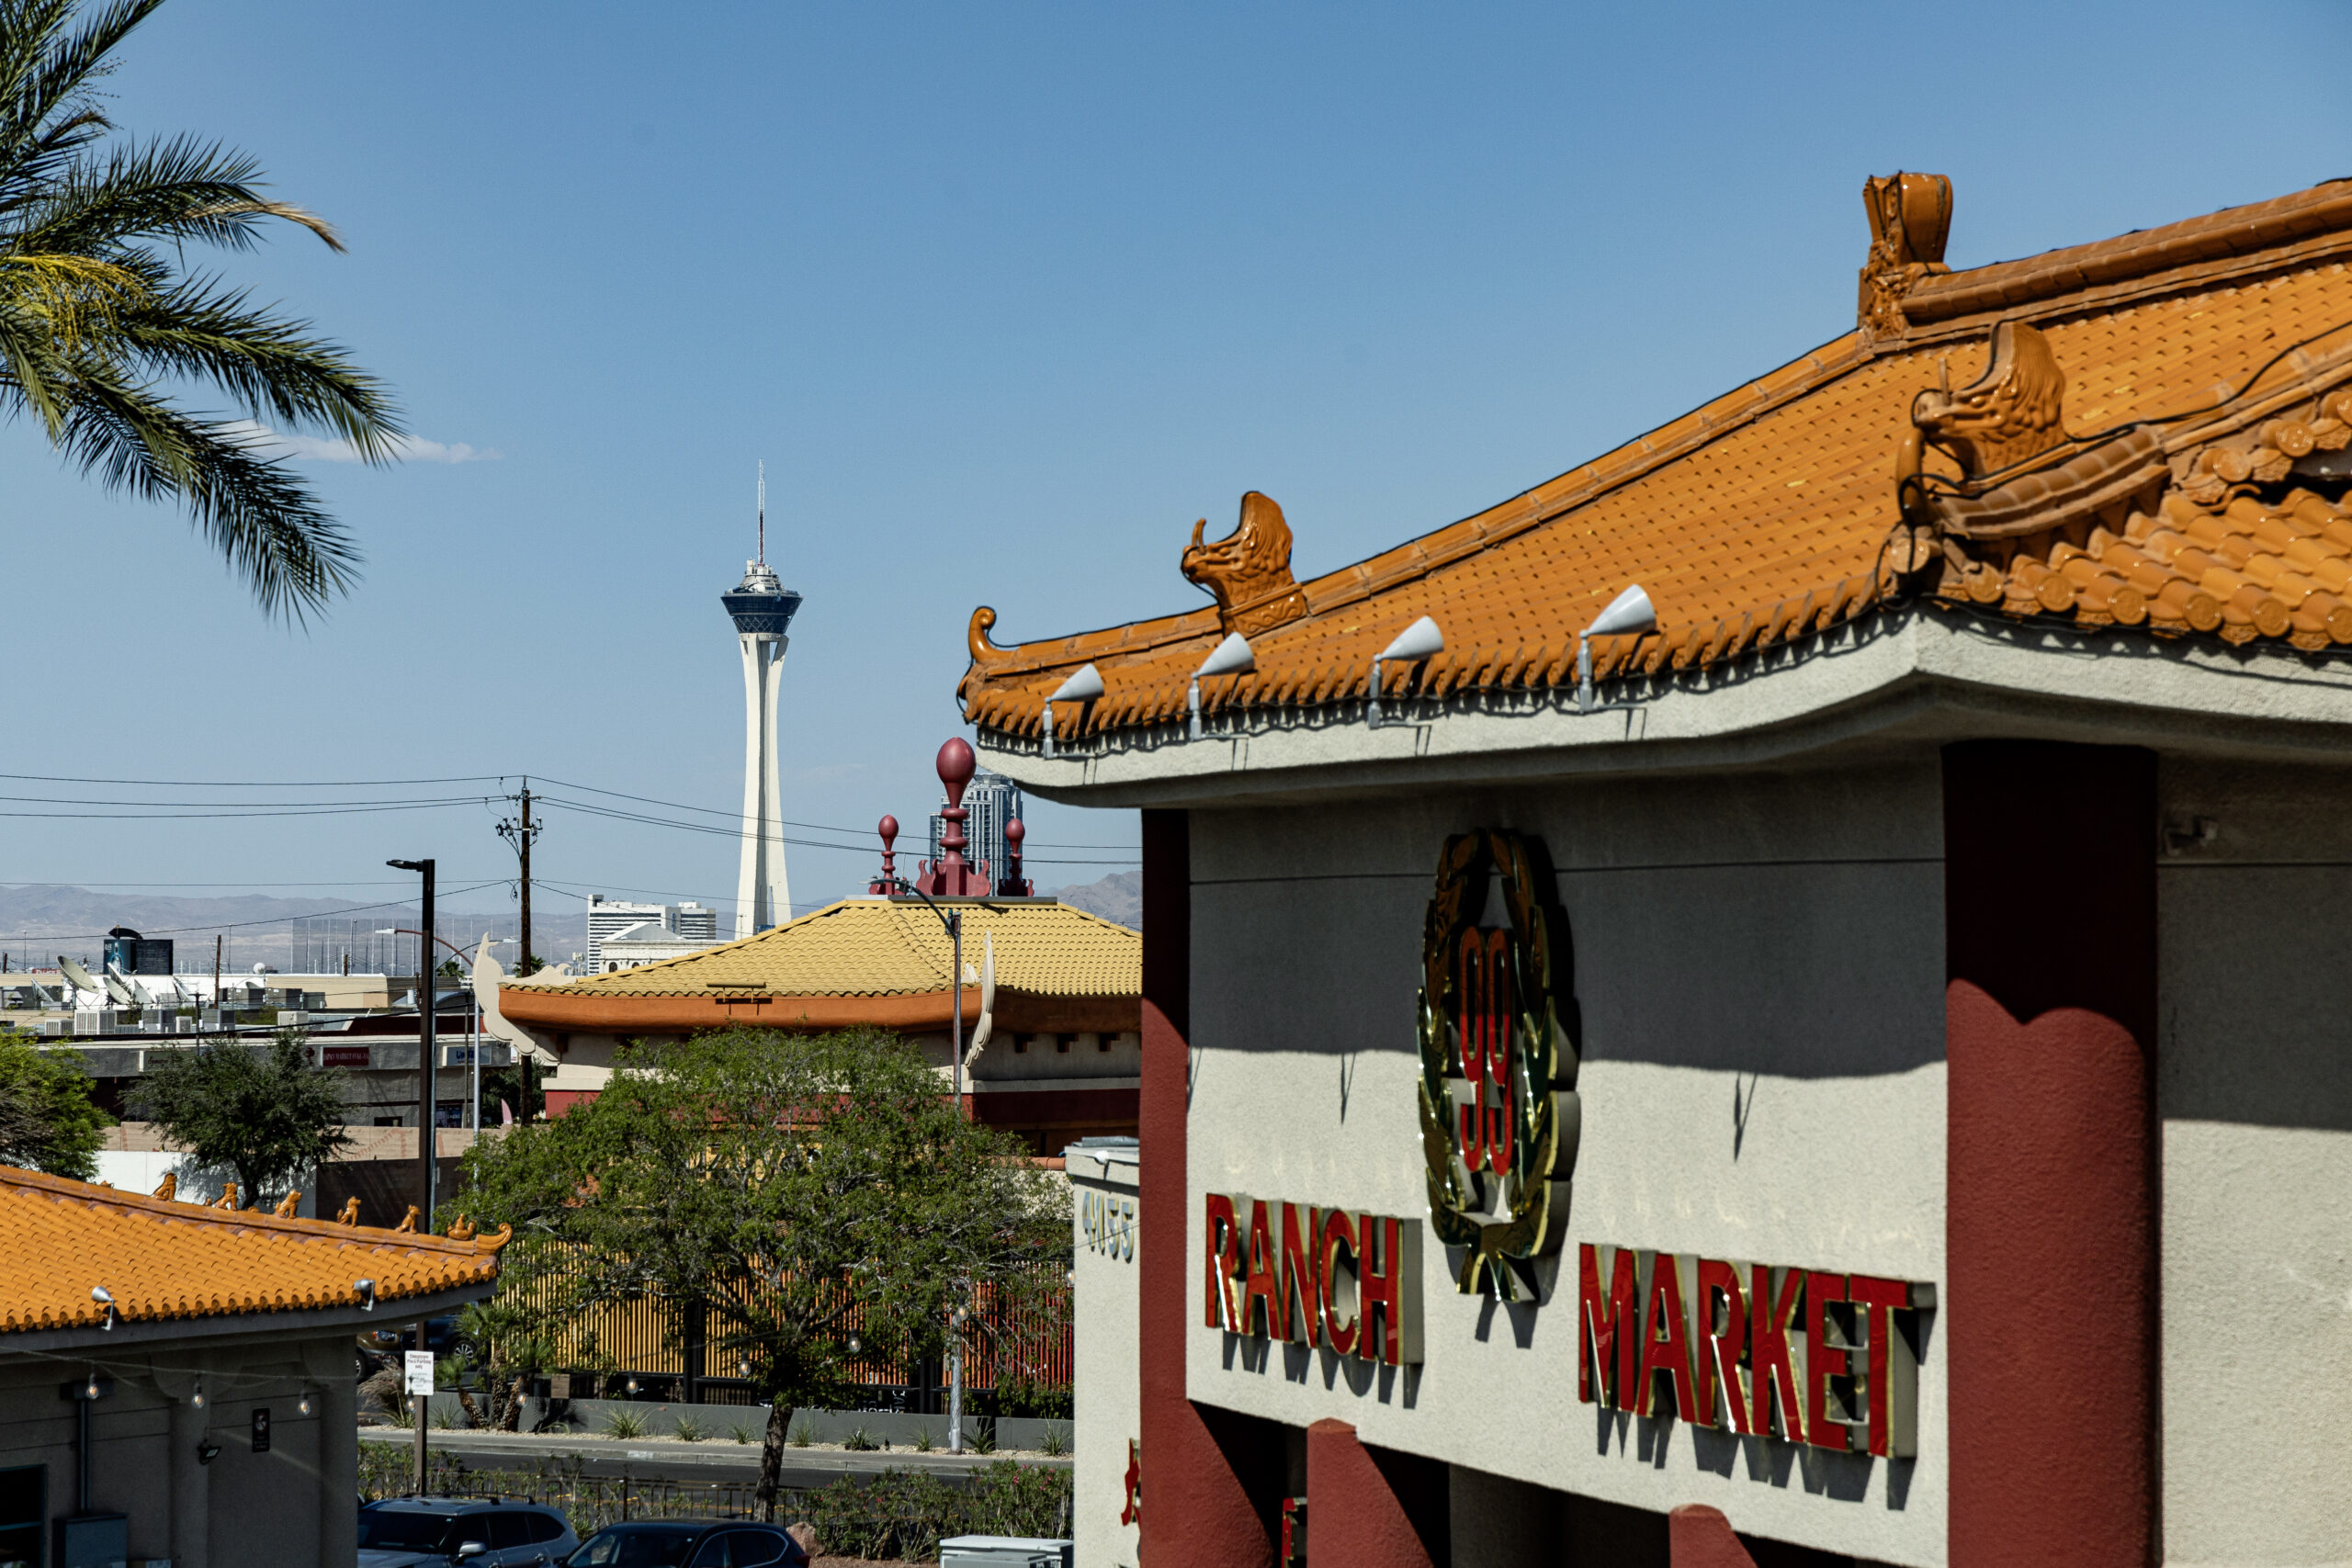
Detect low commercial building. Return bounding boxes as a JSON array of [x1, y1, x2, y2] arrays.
[[495, 892, 1142, 1151], [960, 175, 2352, 1565], [0, 1165, 506, 1568]]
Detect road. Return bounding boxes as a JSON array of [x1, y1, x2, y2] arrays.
[[360, 1427, 1069, 1490]]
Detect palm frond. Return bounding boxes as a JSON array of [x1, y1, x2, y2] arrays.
[[0, 0, 393, 619], [9, 135, 315, 257], [56, 364, 360, 621], [0, 0, 152, 198], [116, 276, 398, 453]]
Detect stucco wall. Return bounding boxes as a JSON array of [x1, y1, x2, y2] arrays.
[[2156, 757, 2352, 1566], [1069, 1146, 1141, 1568], [1184, 759, 1950, 1565], [0, 1344, 349, 1568]]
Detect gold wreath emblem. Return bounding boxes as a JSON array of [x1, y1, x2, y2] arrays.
[[1416, 830, 1581, 1301]]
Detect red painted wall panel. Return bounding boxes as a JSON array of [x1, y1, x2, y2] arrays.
[[1137, 808, 1274, 1567], [1943, 742, 2156, 1567]]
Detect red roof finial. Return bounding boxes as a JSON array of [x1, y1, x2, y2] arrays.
[[915, 739, 989, 896], [869, 815, 900, 895], [997, 817, 1033, 897]]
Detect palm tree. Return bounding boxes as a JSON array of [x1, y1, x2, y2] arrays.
[[0, 0, 400, 619]]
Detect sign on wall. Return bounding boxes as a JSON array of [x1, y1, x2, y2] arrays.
[[1081, 1188, 1136, 1261], [1579, 1244, 1933, 1458], [1204, 1194, 1422, 1365], [1418, 830, 1581, 1301]]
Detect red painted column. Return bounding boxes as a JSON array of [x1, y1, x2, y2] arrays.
[[1667, 1506, 1756, 1568], [1305, 1420, 1435, 1568], [1943, 742, 2156, 1567], [1137, 809, 1272, 1567]]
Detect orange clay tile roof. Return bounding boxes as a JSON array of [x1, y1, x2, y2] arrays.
[[520, 898, 1140, 1000], [0, 1165, 505, 1336], [957, 178, 2352, 740]]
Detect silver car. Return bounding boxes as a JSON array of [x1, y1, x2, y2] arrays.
[[359, 1497, 579, 1567]]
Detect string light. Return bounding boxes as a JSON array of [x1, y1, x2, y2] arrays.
[[299, 1391, 313, 1416], [190, 1379, 204, 1408]]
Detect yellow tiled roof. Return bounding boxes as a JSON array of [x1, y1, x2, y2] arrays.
[[549, 898, 1140, 999], [957, 178, 2352, 739], [0, 1166, 504, 1336]]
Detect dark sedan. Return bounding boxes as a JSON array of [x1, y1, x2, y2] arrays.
[[563, 1521, 806, 1568]]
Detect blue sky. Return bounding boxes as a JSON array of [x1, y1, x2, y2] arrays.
[[3, 0, 2346, 924]]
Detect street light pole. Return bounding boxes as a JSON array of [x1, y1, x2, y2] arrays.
[[888, 878, 987, 1453], [947, 907, 963, 1454], [387, 857, 435, 1497]]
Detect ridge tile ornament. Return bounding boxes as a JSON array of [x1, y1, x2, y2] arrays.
[[1856, 171, 1951, 343], [1417, 830, 1580, 1302], [1182, 491, 1308, 637]]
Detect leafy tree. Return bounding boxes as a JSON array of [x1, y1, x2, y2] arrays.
[[0, 1033, 113, 1178], [461, 1028, 1067, 1518], [127, 1032, 352, 1206], [0, 0, 401, 619]]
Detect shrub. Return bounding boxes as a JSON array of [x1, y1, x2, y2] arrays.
[[731, 1422, 755, 1445], [602, 1407, 648, 1439], [842, 1427, 877, 1451], [673, 1416, 707, 1443], [1039, 1422, 1069, 1458]]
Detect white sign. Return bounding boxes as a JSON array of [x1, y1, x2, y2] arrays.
[[404, 1351, 435, 1396]]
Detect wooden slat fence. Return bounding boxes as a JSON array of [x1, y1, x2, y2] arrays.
[[500, 1252, 1069, 1404]]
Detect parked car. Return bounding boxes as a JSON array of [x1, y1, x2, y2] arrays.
[[357, 1314, 460, 1375], [358, 1496, 577, 1567], [563, 1521, 807, 1567]]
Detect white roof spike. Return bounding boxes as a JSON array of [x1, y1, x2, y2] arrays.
[[1585, 583, 1657, 638], [1049, 663, 1106, 703], [1194, 631, 1255, 679], [1377, 615, 1444, 663]]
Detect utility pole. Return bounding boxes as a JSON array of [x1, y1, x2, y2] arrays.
[[387, 857, 435, 1496], [497, 780, 541, 976], [496, 783, 542, 1122]]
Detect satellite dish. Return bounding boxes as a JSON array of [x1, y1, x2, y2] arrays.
[[1585, 583, 1658, 638], [970, 932, 997, 1054], [58, 956, 97, 994], [102, 972, 138, 1007]]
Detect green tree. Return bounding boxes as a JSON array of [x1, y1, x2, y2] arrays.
[[0, 1033, 113, 1178], [127, 1033, 352, 1206], [460, 1028, 1067, 1518], [0, 0, 401, 619]]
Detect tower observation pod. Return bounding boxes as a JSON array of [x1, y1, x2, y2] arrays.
[[723, 470, 802, 938]]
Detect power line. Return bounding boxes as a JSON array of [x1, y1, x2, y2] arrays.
[[528, 773, 1138, 851], [0, 770, 504, 787], [2, 880, 512, 942]]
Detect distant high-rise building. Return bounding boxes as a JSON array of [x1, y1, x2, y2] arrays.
[[586, 897, 723, 967], [724, 467, 802, 939], [586, 897, 668, 969], [932, 769, 1022, 886]]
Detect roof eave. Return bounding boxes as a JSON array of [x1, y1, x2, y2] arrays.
[[979, 610, 2352, 809], [0, 1278, 497, 1358]]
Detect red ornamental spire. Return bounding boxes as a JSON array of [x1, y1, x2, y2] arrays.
[[914, 738, 989, 897], [868, 815, 900, 895], [996, 818, 1033, 897]]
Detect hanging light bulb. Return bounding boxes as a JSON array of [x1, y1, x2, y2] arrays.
[[847, 1336, 861, 1355], [191, 1379, 205, 1408], [84, 1372, 99, 1400], [299, 1390, 313, 1416]]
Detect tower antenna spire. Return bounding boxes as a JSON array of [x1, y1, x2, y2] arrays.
[[757, 460, 766, 565]]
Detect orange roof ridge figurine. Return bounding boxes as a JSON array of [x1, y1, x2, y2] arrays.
[[0, 1164, 509, 1337], [956, 174, 2352, 744]]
